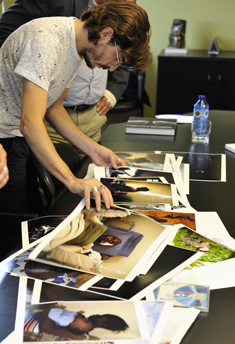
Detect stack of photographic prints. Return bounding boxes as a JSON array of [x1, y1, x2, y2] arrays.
[[0, 151, 234, 344]]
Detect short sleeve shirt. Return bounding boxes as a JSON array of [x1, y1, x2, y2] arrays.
[[48, 308, 78, 327], [0, 16, 83, 138]]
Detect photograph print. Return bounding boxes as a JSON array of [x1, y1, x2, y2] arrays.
[[133, 209, 196, 230], [114, 151, 167, 170], [21, 215, 66, 247], [104, 166, 175, 183], [21, 300, 171, 342], [0, 243, 101, 291], [162, 151, 226, 181], [100, 178, 177, 206], [169, 225, 235, 270], [29, 206, 168, 280]]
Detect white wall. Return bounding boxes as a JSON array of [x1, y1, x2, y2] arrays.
[[138, 0, 235, 116]]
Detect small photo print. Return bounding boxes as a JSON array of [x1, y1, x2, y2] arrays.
[[22, 300, 151, 342]]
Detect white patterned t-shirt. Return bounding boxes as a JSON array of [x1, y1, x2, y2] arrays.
[[0, 16, 83, 138]]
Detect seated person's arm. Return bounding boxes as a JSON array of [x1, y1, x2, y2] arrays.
[[0, 144, 8, 188], [96, 66, 130, 115]]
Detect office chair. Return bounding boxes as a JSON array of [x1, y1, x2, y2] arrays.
[[109, 68, 150, 117], [0, 155, 56, 219], [0, 155, 59, 259]]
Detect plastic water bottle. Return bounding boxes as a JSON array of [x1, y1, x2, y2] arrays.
[[192, 95, 210, 142], [193, 95, 209, 129]]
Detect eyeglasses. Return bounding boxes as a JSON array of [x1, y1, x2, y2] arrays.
[[113, 38, 122, 67]]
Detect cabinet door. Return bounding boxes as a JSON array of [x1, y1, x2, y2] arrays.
[[214, 61, 235, 110], [156, 58, 215, 115]]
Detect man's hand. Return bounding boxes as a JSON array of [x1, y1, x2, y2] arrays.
[[96, 96, 112, 115], [67, 144, 126, 212], [88, 143, 126, 170], [0, 144, 9, 188], [68, 177, 114, 212]]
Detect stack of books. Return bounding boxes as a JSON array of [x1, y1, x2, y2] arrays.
[[125, 116, 177, 136]]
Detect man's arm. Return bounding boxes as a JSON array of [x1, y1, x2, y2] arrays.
[[20, 78, 124, 211], [45, 89, 123, 171], [20, 80, 76, 189]]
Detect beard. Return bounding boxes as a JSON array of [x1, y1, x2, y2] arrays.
[[79, 47, 94, 69], [79, 46, 109, 70]]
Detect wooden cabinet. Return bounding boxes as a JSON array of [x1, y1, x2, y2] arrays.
[[156, 50, 235, 115]]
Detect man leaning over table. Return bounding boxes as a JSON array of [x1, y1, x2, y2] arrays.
[[0, 2, 152, 214], [44, 60, 110, 164], [0, 0, 136, 164]]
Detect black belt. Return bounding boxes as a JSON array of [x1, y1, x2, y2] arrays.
[[66, 104, 96, 113]]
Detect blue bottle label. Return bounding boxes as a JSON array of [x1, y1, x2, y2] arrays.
[[194, 109, 209, 121]]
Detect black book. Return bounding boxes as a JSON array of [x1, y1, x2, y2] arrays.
[[125, 116, 177, 136]]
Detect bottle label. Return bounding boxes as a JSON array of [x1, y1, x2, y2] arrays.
[[194, 109, 209, 120]]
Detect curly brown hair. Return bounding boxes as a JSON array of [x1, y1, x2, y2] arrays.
[[81, 2, 152, 69]]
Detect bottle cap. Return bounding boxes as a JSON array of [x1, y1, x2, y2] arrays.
[[199, 95, 206, 101]]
